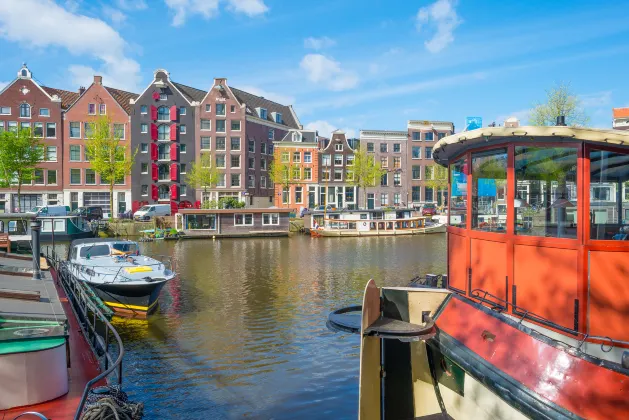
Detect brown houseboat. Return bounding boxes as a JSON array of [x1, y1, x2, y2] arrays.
[[328, 124, 629, 419]]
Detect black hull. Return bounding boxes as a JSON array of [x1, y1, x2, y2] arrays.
[[87, 279, 168, 315]]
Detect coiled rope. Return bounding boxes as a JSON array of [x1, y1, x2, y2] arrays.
[[80, 385, 143, 420]]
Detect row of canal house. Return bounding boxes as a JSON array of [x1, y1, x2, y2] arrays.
[[273, 120, 454, 210], [0, 64, 301, 215]]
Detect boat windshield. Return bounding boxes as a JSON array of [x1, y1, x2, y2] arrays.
[[79, 244, 110, 258], [112, 243, 138, 254]]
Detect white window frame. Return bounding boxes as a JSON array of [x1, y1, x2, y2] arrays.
[[39, 108, 50, 117], [159, 93, 167, 101], [293, 152, 301, 163], [412, 146, 422, 159], [141, 105, 148, 114], [231, 120, 241, 131], [262, 213, 279, 225], [234, 213, 254, 226], [180, 144, 187, 154], [70, 168, 81, 185], [230, 154, 241, 169], [205, 104, 211, 112], [0, 106, 11, 115], [140, 143, 148, 153], [261, 158, 267, 171], [88, 103, 96, 115], [85, 168, 97, 185], [261, 176, 267, 188], [216, 119, 226, 133], [141, 185, 148, 196], [141, 123, 148, 134], [180, 124, 186, 134], [179, 106, 186, 115], [230, 173, 241, 187], [230, 137, 241, 151], [200, 119, 212, 131], [99, 103, 106, 115], [46, 123, 56, 139], [304, 167, 312, 180], [113, 123, 125, 140], [200, 136, 211, 151], [47, 170, 57, 186], [334, 168, 343, 181], [46, 146, 57, 162], [141, 163, 148, 174], [304, 152, 312, 163], [335, 144, 343, 151]]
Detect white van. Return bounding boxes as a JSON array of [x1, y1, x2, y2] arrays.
[[27, 205, 69, 217], [133, 204, 171, 221]]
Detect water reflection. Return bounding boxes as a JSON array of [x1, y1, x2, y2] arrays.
[[110, 235, 446, 419]]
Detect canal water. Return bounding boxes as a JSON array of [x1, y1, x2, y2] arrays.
[[113, 234, 447, 419]]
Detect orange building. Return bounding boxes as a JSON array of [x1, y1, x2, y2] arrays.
[[272, 129, 319, 210]]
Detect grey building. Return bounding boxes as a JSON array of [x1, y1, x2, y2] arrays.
[[130, 69, 202, 212], [318, 130, 357, 209], [360, 130, 409, 209]]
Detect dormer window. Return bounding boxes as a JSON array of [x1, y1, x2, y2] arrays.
[[19, 103, 31, 118], [257, 108, 267, 120], [335, 144, 343, 151], [275, 112, 282, 124], [292, 132, 301, 142], [21, 69, 27, 77]]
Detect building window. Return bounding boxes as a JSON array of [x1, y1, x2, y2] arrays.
[[216, 137, 226, 151], [158, 143, 170, 160], [159, 93, 167, 101], [230, 137, 241, 151], [140, 143, 148, 153], [393, 143, 401, 153], [334, 169, 343, 181], [141, 185, 148, 196], [412, 132, 420, 141], [88, 103, 96, 115], [216, 103, 226, 116], [346, 155, 354, 166], [158, 124, 169, 140], [393, 157, 401, 168], [114, 123, 125, 139], [179, 106, 186, 115], [248, 157, 255, 169], [231, 120, 241, 131], [438, 132, 446, 140], [141, 123, 148, 133], [7, 122, 17, 133], [180, 163, 186, 173], [216, 120, 226, 133], [293, 152, 301, 163], [280, 151, 289, 163], [85, 169, 96, 185], [200, 119, 211, 130], [282, 187, 289, 204], [179, 124, 186, 134], [425, 166, 434, 180], [334, 154, 343, 165], [295, 186, 303, 204], [291, 167, 300, 181], [39, 108, 50, 117], [304, 152, 312, 163], [205, 104, 211, 112], [322, 154, 331, 166], [231, 155, 240, 168], [158, 164, 169, 181], [425, 147, 433, 160], [365, 143, 374, 153], [268, 128, 274, 140], [275, 113, 282, 124], [141, 163, 148, 173], [381, 173, 388, 186], [0, 106, 11, 115], [261, 158, 267, 170], [201, 137, 211, 150], [33, 169, 44, 184], [260, 108, 268, 120], [248, 175, 255, 188], [230, 105, 236, 113], [261, 142, 267, 154], [180, 184, 187, 195], [20, 103, 31, 118], [99, 103, 106, 115], [70, 145, 81, 161], [248, 140, 255, 152], [33, 122, 43, 137], [234, 213, 253, 226], [46, 123, 56, 138], [335, 144, 343, 151], [394, 172, 401, 186], [70, 169, 81, 184], [46, 146, 57, 162], [84, 122, 94, 138], [394, 193, 400, 205], [425, 132, 434, 141], [180, 144, 186, 153], [216, 154, 226, 168], [261, 176, 267, 188], [217, 173, 226, 187], [322, 170, 330, 181], [304, 167, 312, 180], [141, 105, 147, 114], [380, 143, 387, 153], [412, 146, 421, 159], [425, 187, 434, 202], [262, 213, 279, 225], [21, 122, 30, 131], [157, 106, 168, 121], [47, 170, 57, 185], [381, 193, 389, 206], [381, 157, 388, 168], [231, 173, 241, 187], [412, 186, 420, 202], [412, 165, 421, 180]]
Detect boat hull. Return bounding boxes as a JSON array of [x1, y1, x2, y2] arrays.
[[313, 223, 446, 237], [86, 279, 168, 316]]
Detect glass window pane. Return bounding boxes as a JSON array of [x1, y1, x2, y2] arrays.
[[449, 157, 467, 228], [515, 147, 577, 238], [590, 149, 629, 240], [472, 149, 507, 232]]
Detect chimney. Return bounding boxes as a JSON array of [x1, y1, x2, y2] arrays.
[[94, 75, 103, 85], [556, 116, 566, 126], [79, 86, 86, 95]]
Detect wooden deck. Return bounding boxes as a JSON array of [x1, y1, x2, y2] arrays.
[[0, 267, 103, 420]]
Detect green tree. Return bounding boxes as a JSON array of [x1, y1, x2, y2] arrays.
[[425, 165, 449, 208], [529, 82, 589, 127], [348, 148, 386, 208], [84, 116, 137, 217], [0, 128, 44, 212], [269, 150, 295, 205], [186, 153, 221, 204]]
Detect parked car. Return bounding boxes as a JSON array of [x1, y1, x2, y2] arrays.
[[26, 205, 69, 217], [421, 203, 437, 217], [133, 204, 171, 221], [71, 206, 103, 221]]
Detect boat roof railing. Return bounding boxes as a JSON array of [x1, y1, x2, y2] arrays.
[[70, 238, 136, 247]]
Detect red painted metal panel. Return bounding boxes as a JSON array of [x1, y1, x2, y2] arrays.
[[151, 163, 158, 181], [150, 123, 157, 141], [150, 143, 158, 160], [447, 232, 468, 293], [437, 297, 629, 419], [170, 105, 177, 121], [170, 143, 178, 161], [170, 124, 177, 141], [151, 184, 158, 200], [170, 163, 178, 181], [150, 105, 157, 120], [170, 184, 178, 200], [589, 251, 629, 342], [471, 238, 507, 303]]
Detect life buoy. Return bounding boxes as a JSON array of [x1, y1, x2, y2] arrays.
[[363, 222, 367, 227]]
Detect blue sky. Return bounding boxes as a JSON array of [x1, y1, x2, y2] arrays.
[[0, 0, 628, 136]]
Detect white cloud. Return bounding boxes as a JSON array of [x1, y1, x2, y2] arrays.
[[236, 85, 295, 105], [116, 0, 147, 10], [299, 54, 358, 91], [103, 6, 127, 24], [416, 0, 462, 53], [0, 0, 141, 92], [580, 90, 612, 108], [495, 109, 531, 126], [64, 0, 80, 12], [165, 0, 267, 26], [304, 120, 356, 139], [304, 36, 336, 50]]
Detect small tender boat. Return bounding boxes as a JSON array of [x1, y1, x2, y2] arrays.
[[64, 239, 175, 316]]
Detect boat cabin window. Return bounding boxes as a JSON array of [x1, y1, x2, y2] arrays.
[[471, 148, 507, 233], [186, 214, 217, 230], [79, 244, 110, 258], [8, 220, 27, 235], [372, 212, 384, 220], [515, 147, 577, 239], [360, 214, 368, 220], [589, 149, 629, 240], [112, 243, 138, 254], [449, 157, 467, 228]]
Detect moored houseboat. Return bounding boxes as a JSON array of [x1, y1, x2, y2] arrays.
[[0, 213, 93, 251], [175, 208, 292, 238], [328, 124, 629, 419], [306, 208, 446, 237]]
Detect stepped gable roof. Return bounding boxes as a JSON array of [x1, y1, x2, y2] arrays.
[[229, 86, 300, 129], [172, 82, 205, 103], [104, 86, 138, 115], [41, 86, 80, 109]]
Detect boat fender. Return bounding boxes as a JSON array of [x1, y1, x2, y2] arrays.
[[623, 351, 629, 370], [363, 222, 367, 227]]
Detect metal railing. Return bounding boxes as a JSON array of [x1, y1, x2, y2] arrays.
[[43, 247, 125, 420], [65, 254, 174, 285]]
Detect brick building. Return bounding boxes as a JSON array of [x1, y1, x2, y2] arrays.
[[62, 75, 137, 216], [0, 64, 78, 212], [272, 129, 319, 209], [318, 130, 357, 209], [359, 129, 408, 209]]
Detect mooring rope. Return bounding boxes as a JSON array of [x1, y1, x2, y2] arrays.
[[80, 385, 144, 420]]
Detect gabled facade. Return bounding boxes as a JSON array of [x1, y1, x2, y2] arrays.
[[196, 78, 302, 207], [62, 75, 137, 216], [130, 69, 201, 213], [318, 130, 357, 209], [360, 130, 408, 209], [0, 64, 78, 211], [407, 120, 454, 206], [273, 129, 319, 209]]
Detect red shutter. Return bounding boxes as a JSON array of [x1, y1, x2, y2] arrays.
[[170, 143, 178, 161], [170, 184, 179, 200], [151, 163, 158, 181], [194, 200, 201, 209], [170, 105, 177, 121], [150, 143, 158, 160], [152, 92, 160, 101], [150, 123, 158, 140], [151, 184, 158, 200], [170, 200, 179, 214], [170, 163, 178, 181], [150, 105, 157, 120], [132, 200, 140, 213], [170, 124, 177, 141]]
